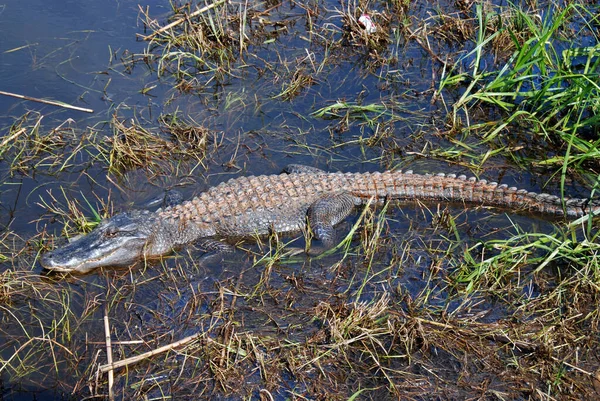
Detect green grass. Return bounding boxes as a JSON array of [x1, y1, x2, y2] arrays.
[[438, 3, 600, 175], [455, 225, 600, 292]]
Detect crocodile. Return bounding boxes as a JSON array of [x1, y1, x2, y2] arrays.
[[40, 165, 599, 273]]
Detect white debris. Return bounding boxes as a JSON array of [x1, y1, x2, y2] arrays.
[[358, 14, 377, 34]]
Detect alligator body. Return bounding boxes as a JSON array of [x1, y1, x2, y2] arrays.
[[40, 165, 599, 273]]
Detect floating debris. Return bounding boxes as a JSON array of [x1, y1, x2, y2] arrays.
[[358, 14, 376, 34]]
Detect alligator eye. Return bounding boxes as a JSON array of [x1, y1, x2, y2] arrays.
[[104, 227, 119, 238]]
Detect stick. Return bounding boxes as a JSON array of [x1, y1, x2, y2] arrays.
[[405, 27, 447, 68], [103, 309, 114, 401], [0, 90, 93, 113], [140, 0, 226, 41], [0, 128, 26, 149], [0, 115, 42, 151], [99, 333, 206, 373]]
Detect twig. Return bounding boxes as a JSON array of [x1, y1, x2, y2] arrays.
[[551, 356, 592, 376], [0, 115, 42, 152], [0, 90, 93, 113], [103, 308, 114, 401], [98, 333, 206, 373], [0, 128, 26, 149], [140, 0, 226, 41], [405, 27, 447, 68], [87, 340, 144, 345]]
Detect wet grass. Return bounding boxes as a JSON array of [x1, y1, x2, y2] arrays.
[[4, 204, 600, 399], [1, 0, 600, 399], [0, 112, 86, 176], [139, 0, 251, 88], [438, 2, 600, 175], [36, 188, 108, 242], [90, 113, 213, 175]]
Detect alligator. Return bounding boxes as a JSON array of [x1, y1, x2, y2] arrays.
[[40, 165, 600, 273]]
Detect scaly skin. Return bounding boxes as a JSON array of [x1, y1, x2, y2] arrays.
[[40, 169, 599, 273]]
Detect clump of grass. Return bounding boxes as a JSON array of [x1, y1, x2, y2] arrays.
[[83, 112, 218, 182], [0, 111, 87, 175], [312, 101, 392, 121], [431, 12, 474, 46], [454, 223, 600, 292], [438, 3, 600, 174], [158, 112, 213, 155], [0, 231, 38, 302], [314, 293, 391, 342], [274, 68, 316, 101], [102, 114, 177, 173], [36, 187, 108, 238], [96, 114, 213, 175], [0, 269, 16, 303], [311, 99, 412, 134], [140, 0, 259, 89]]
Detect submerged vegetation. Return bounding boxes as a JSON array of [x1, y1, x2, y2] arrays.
[[1, 0, 600, 399]]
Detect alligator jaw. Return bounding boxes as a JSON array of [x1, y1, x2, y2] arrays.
[[40, 211, 154, 273], [40, 239, 145, 273]]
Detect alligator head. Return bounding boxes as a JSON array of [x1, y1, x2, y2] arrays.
[[41, 211, 160, 273]]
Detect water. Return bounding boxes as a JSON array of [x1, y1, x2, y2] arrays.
[[0, 0, 596, 399], [0, 0, 153, 116]]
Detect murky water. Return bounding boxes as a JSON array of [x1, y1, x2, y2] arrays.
[[1, 0, 598, 399]]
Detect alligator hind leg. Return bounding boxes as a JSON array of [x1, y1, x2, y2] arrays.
[[307, 193, 359, 254], [198, 239, 235, 253]]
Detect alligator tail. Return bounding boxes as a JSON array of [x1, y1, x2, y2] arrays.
[[347, 171, 599, 218]]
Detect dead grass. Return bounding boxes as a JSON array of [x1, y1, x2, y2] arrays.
[[89, 113, 213, 175], [139, 0, 263, 89]]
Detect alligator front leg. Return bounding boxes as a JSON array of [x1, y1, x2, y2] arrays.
[[307, 193, 360, 254], [147, 189, 185, 209]]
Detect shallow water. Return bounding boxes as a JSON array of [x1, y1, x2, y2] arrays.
[[0, 0, 598, 399]]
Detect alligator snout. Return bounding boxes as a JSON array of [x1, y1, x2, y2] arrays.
[[39, 251, 54, 269], [40, 247, 79, 273], [40, 211, 158, 273]]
